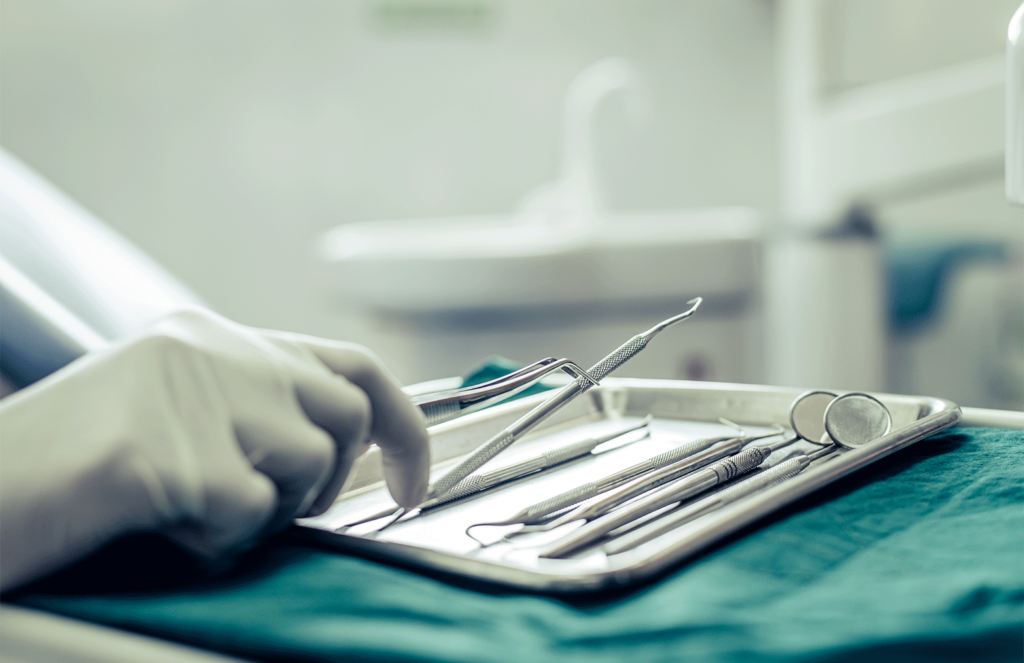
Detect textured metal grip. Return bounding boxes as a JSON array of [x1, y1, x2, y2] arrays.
[[420, 400, 460, 426], [430, 429, 515, 499], [711, 456, 803, 503], [539, 450, 771, 559], [522, 482, 600, 523], [640, 438, 718, 473], [430, 474, 495, 506], [433, 438, 595, 507], [584, 334, 647, 383], [604, 456, 805, 554], [541, 438, 599, 467], [521, 437, 717, 524], [580, 444, 721, 521], [708, 447, 770, 483]]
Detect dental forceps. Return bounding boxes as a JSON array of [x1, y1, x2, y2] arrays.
[[426, 297, 703, 503], [376, 298, 703, 532], [413, 357, 600, 426]]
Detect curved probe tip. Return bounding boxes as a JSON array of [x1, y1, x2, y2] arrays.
[[718, 417, 745, 434], [681, 296, 703, 318], [465, 520, 523, 548], [642, 296, 704, 339], [465, 523, 500, 548]]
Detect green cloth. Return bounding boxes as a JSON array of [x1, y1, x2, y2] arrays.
[[8, 427, 1024, 662]]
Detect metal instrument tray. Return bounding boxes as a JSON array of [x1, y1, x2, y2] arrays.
[[299, 379, 961, 593]]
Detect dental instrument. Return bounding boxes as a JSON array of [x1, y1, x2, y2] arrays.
[[413, 357, 600, 426], [539, 445, 774, 558], [340, 416, 652, 529], [514, 425, 789, 535], [527, 427, 795, 535], [425, 297, 703, 502], [824, 392, 892, 448], [789, 390, 838, 443], [464, 424, 784, 545], [563, 397, 886, 555], [789, 390, 893, 449], [603, 445, 838, 555]]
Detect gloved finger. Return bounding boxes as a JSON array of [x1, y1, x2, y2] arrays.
[[290, 370, 375, 513], [234, 417, 337, 531], [303, 435, 370, 518], [291, 338, 429, 509]]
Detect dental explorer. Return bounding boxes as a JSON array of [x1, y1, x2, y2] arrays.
[[425, 297, 703, 504], [528, 427, 793, 535], [464, 425, 785, 544], [539, 445, 775, 558], [602, 445, 838, 555]]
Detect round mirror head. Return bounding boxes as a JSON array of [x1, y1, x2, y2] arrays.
[[824, 393, 892, 449], [789, 390, 837, 442]]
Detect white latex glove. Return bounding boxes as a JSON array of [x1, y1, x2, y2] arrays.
[[0, 309, 429, 591]]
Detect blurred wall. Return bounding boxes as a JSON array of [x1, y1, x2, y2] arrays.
[[771, 0, 1023, 408], [3, 0, 1020, 404], [818, 0, 1023, 243], [1, 0, 778, 382]]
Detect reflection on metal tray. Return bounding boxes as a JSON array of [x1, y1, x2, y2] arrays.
[[299, 379, 960, 593]]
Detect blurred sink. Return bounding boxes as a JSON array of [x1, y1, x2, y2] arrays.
[[320, 207, 761, 314], [318, 58, 764, 383], [319, 208, 763, 385]]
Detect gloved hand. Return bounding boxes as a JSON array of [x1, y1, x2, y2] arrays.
[[0, 308, 429, 591]]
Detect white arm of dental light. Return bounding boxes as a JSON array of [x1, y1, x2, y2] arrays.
[[0, 308, 429, 592], [1009, 2, 1023, 205]]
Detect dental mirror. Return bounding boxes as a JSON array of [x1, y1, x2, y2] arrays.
[[789, 390, 837, 443], [824, 392, 892, 449]]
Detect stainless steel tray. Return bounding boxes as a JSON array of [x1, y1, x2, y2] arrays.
[[299, 379, 961, 593]]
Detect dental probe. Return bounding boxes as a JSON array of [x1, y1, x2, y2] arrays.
[[340, 416, 652, 529], [425, 297, 703, 503], [603, 445, 837, 555], [539, 445, 774, 558], [464, 427, 774, 544], [528, 426, 791, 534]]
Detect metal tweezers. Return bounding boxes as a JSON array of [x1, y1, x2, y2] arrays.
[[378, 297, 704, 530], [412, 357, 601, 426]]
